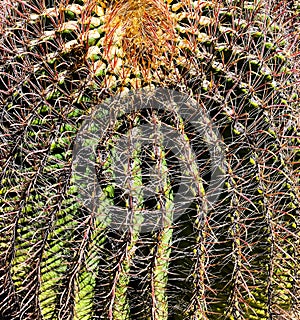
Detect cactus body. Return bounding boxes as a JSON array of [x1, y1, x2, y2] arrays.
[[0, 0, 299, 319]]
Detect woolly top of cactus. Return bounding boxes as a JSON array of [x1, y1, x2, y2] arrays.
[[103, 0, 177, 69]]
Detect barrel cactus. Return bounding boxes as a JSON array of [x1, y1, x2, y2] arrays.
[[0, 0, 299, 319]]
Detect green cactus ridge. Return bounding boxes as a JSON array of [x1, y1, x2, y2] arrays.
[[0, 0, 299, 319]]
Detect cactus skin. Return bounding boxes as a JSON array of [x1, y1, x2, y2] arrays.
[[0, 0, 299, 319]]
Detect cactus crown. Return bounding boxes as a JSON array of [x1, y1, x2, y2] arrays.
[[103, 0, 176, 69]]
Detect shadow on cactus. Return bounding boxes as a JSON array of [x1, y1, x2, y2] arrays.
[[0, 0, 299, 319]]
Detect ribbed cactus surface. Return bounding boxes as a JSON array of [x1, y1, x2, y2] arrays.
[[0, 0, 299, 319]]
